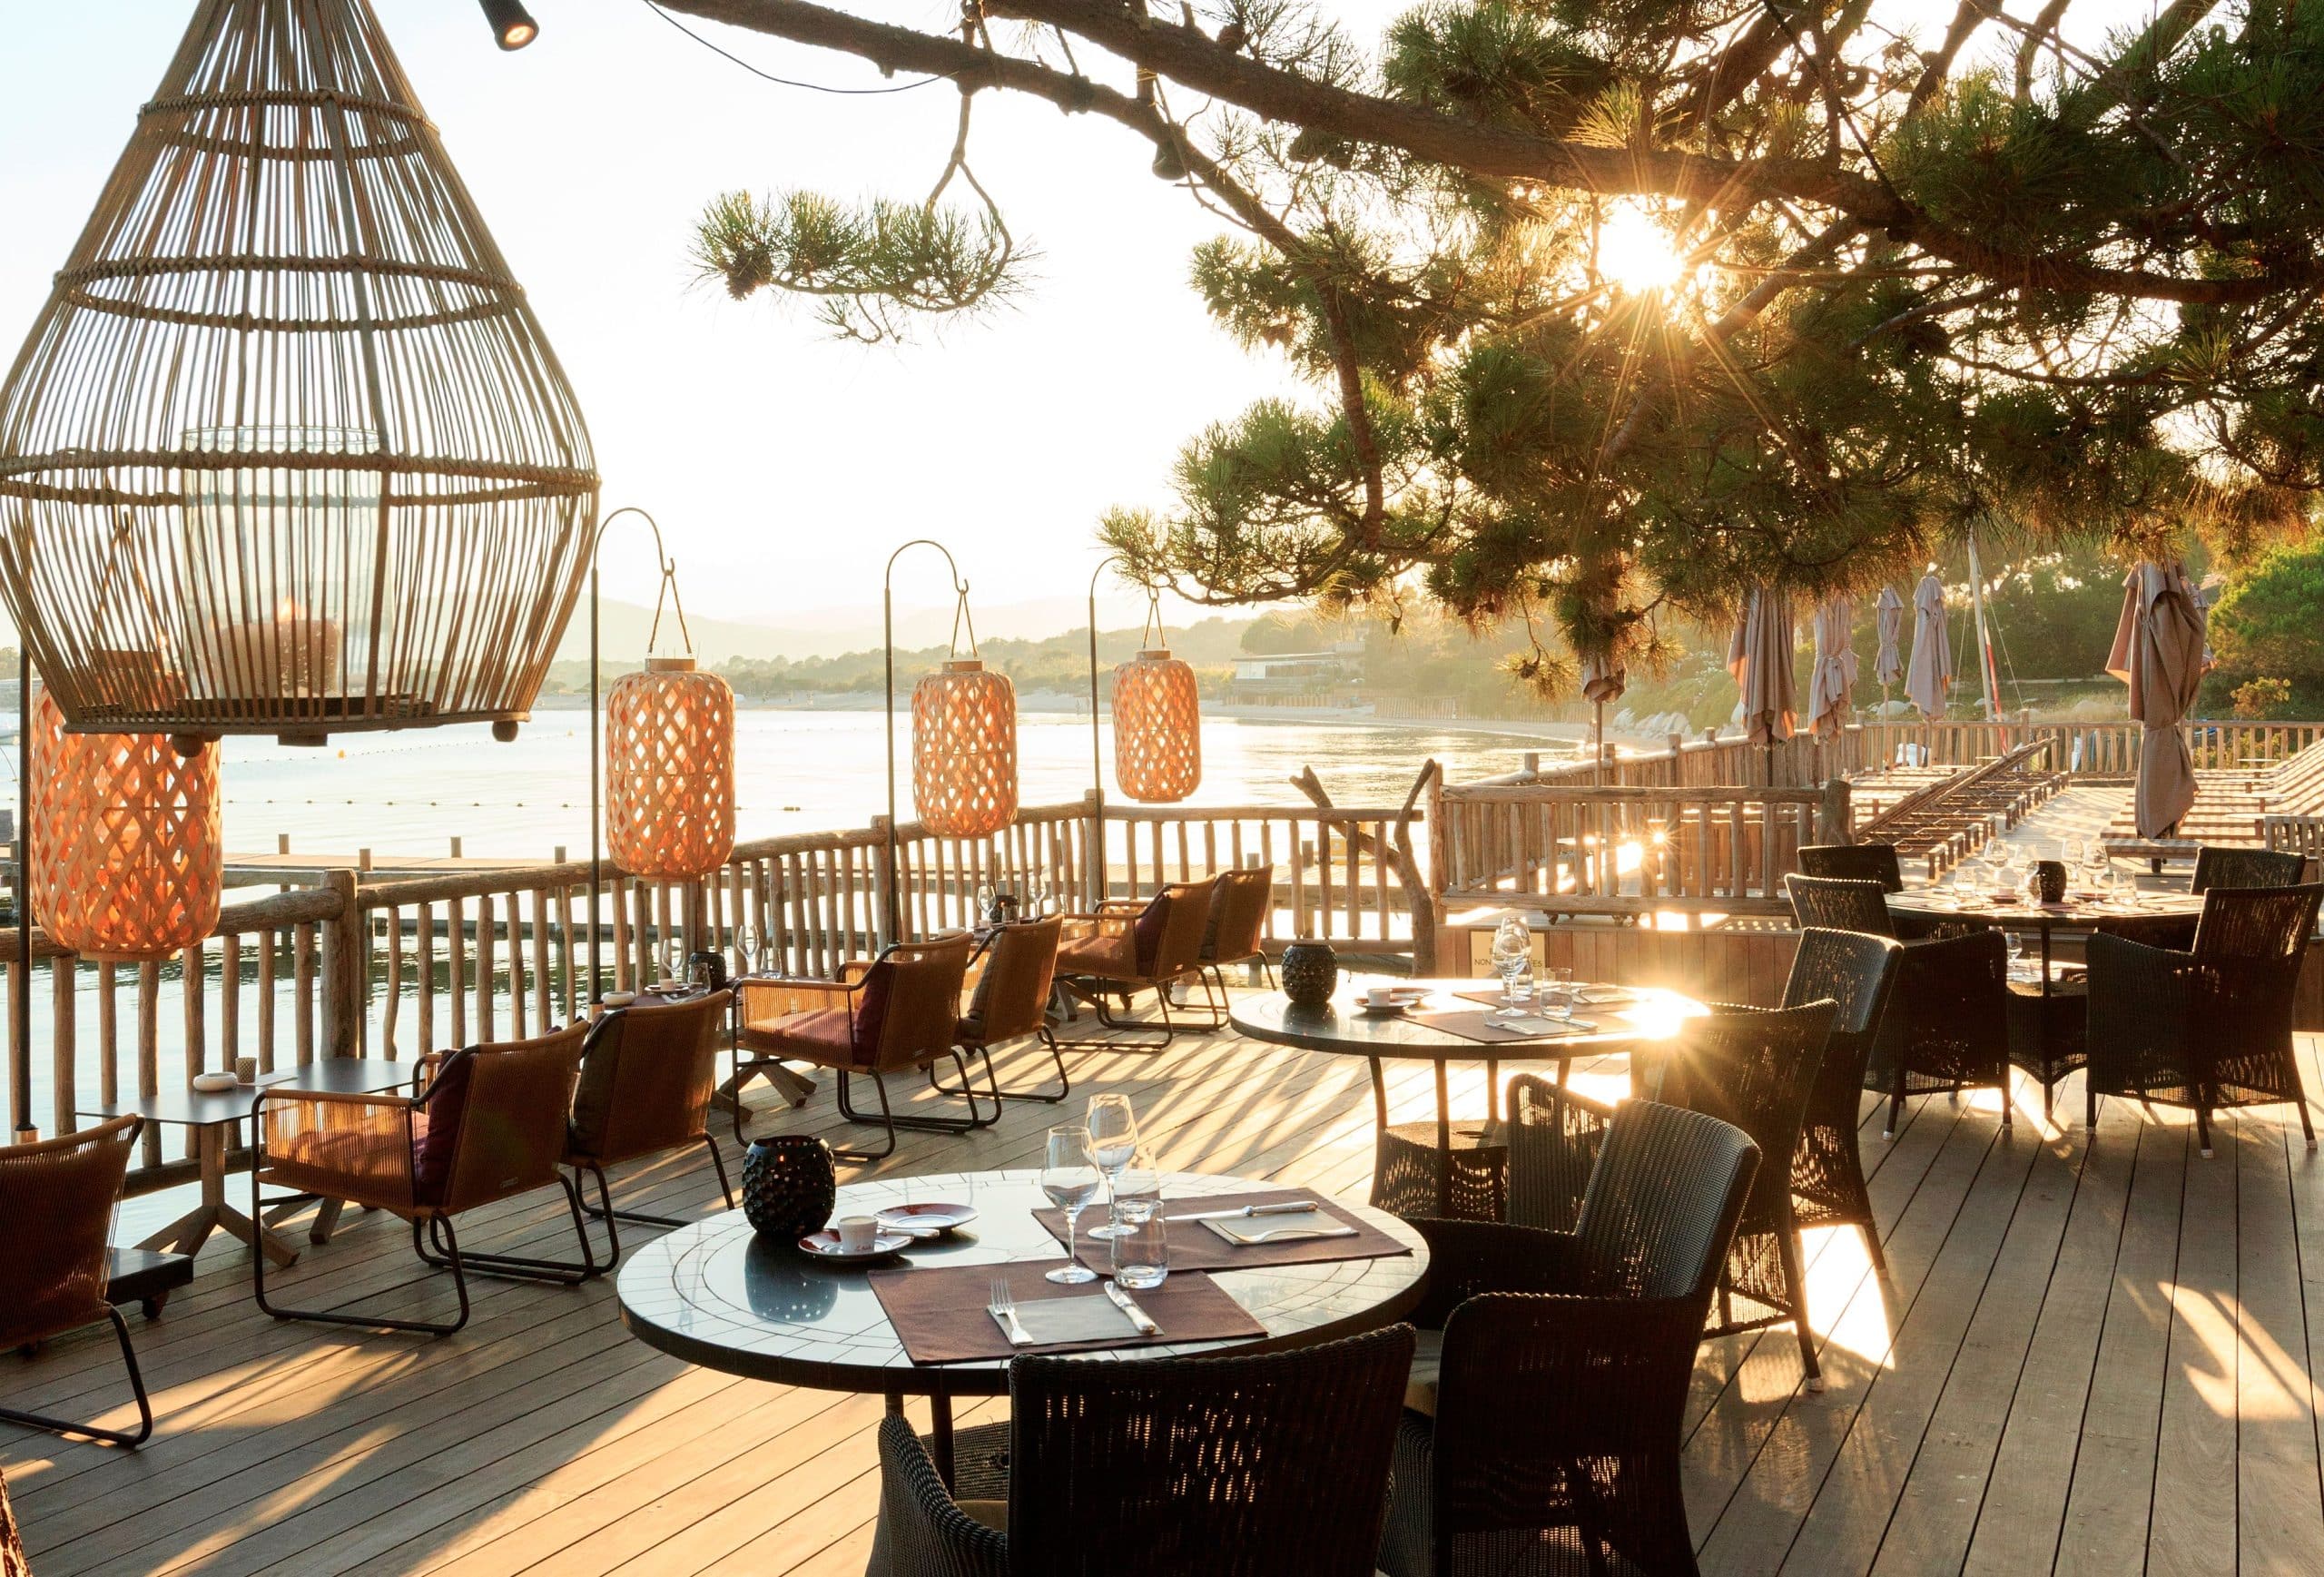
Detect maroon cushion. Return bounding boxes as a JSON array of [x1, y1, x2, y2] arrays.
[[1130, 894, 1170, 976], [412, 1050, 476, 1207], [853, 963, 891, 1054]]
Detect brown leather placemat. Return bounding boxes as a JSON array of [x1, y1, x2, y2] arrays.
[[1405, 1008, 1602, 1045], [867, 1260, 1263, 1365], [1033, 1188, 1411, 1274]]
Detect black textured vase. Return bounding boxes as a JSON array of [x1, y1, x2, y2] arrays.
[[2034, 860, 2068, 903], [1279, 940, 1338, 1008], [741, 1135, 836, 1239]]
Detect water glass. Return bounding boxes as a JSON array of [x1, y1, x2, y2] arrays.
[[1108, 1198, 1167, 1290], [1544, 966, 1576, 1020], [1086, 1094, 1139, 1239], [1040, 1126, 1101, 1285]]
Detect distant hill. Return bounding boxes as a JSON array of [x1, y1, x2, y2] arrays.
[[556, 593, 1226, 666]]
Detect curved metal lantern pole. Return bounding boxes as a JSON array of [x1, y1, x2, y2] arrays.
[[884, 540, 970, 947], [1086, 553, 1137, 911], [587, 507, 675, 1008]]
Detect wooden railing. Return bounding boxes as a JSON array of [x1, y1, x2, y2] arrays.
[[1432, 780, 1850, 916], [1484, 727, 1864, 791], [1857, 717, 2324, 774]]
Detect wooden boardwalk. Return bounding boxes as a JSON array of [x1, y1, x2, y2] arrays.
[[5, 1009, 2323, 1576]]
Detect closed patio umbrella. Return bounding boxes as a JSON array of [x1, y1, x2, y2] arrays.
[[2106, 561, 2208, 839], [1905, 571, 1953, 721], [1727, 586, 1796, 751], [1581, 651, 1625, 784], [1875, 586, 1905, 700], [1808, 595, 1857, 739]]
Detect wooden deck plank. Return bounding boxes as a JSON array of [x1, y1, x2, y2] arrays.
[[3, 1016, 2320, 1577]]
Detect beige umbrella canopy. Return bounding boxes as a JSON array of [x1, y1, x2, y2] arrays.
[[1875, 586, 1905, 690], [2107, 561, 2209, 839], [1808, 595, 1857, 739], [1905, 572, 1954, 720], [1727, 586, 1797, 746]]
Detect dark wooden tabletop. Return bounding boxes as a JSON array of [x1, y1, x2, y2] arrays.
[[78, 1055, 419, 1129], [1226, 981, 1708, 1063], [615, 1169, 1428, 1398], [1886, 889, 2203, 933]]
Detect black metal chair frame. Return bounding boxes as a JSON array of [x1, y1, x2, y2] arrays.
[[2, 1304, 155, 1449], [572, 1134, 735, 1272]]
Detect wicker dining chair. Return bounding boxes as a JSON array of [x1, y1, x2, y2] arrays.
[[1049, 875, 1222, 1050], [1797, 842, 1905, 892], [1782, 929, 1904, 1279], [1503, 1074, 1616, 1234], [1639, 1000, 1837, 1389], [1, 1465, 25, 1577], [251, 1023, 595, 1336], [1197, 864, 1275, 994], [1381, 1100, 1761, 1577], [1783, 872, 1898, 936], [733, 933, 977, 1160], [564, 990, 734, 1270], [942, 916, 1067, 1104], [2087, 882, 2324, 1154], [875, 1326, 1415, 1577], [0, 1115, 156, 1447], [1869, 927, 2014, 1138], [2191, 846, 2308, 893]]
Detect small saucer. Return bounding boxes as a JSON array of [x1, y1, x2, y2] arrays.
[[1356, 1001, 1412, 1018], [874, 1201, 980, 1237], [796, 1229, 912, 1264]]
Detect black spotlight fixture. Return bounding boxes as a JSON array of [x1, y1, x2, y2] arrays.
[[480, 0, 540, 49]]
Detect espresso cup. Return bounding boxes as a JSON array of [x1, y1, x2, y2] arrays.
[[834, 1216, 878, 1253], [1364, 985, 1399, 1008], [234, 1056, 259, 1086]]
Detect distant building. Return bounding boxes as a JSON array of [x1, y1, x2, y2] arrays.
[[1226, 644, 1366, 705]]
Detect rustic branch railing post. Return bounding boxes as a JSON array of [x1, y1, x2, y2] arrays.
[[320, 869, 362, 1060], [1817, 778, 1853, 844]]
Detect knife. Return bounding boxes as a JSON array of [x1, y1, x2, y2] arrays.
[[1164, 1201, 1315, 1224], [1105, 1280, 1161, 1336]]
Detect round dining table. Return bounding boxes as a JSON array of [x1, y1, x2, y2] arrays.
[[616, 1168, 1426, 1488], [1229, 981, 1707, 1219]]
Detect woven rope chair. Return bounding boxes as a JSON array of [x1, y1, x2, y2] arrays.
[[875, 1326, 1415, 1577], [1505, 1075, 1615, 1234], [0, 1465, 25, 1577], [1640, 1000, 1837, 1389], [252, 1023, 595, 1336], [1783, 872, 1898, 936], [937, 917, 1068, 1104], [563, 990, 734, 1270], [1782, 930, 1903, 1279], [2088, 882, 2324, 1155], [2191, 846, 2307, 893], [1050, 876, 1223, 1050], [1197, 864, 1275, 994], [0, 1115, 155, 1447], [1797, 843, 1905, 892], [1381, 1100, 1761, 1577], [733, 933, 978, 1160]]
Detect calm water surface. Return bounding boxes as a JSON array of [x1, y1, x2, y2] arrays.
[[217, 708, 1588, 861]]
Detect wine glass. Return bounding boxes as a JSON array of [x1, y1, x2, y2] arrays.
[[975, 882, 997, 925], [732, 924, 760, 977], [1489, 917, 1531, 1021], [1032, 879, 1053, 917], [1040, 1126, 1102, 1285], [1085, 1094, 1139, 1240], [2083, 839, 2110, 892], [2003, 930, 2025, 980]]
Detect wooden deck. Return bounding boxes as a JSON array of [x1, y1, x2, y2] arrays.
[[6, 1009, 2324, 1576]]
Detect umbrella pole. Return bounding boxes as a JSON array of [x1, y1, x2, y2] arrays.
[[1593, 699, 1604, 787]]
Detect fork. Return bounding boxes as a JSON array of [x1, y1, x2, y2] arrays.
[[989, 1278, 1033, 1346], [1242, 1225, 1360, 1243]]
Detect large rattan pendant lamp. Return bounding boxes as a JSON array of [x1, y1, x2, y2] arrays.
[[0, 0, 599, 751], [27, 691, 223, 964], [1111, 589, 1202, 803], [884, 541, 1017, 941]]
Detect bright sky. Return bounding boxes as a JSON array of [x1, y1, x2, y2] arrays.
[[0, 0, 2162, 649]]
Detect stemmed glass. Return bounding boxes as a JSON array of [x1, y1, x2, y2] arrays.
[[975, 883, 998, 925], [2083, 838, 2110, 893], [1039, 1126, 1102, 1285], [1031, 879, 1053, 918], [1489, 917, 1531, 1022], [1084, 1094, 1139, 1239]]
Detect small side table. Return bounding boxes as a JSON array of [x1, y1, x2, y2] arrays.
[[82, 1056, 420, 1265]]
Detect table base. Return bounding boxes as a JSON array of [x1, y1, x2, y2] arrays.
[[133, 1125, 300, 1266]]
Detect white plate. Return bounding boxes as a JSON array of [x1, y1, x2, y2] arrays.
[[796, 1229, 913, 1264], [874, 1201, 980, 1237]]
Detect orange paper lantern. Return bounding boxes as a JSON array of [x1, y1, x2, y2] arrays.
[[28, 694, 221, 961], [605, 657, 736, 878], [912, 659, 1018, 837], [1113, 647, 1202, 803]]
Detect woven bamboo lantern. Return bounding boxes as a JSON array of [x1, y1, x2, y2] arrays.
[[1113, 648, 1202, 803], [913, 659, 1018, 837], [606, 656, 736, 879], [0, 0, 597, 747], [28, 694, 222, 962]]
